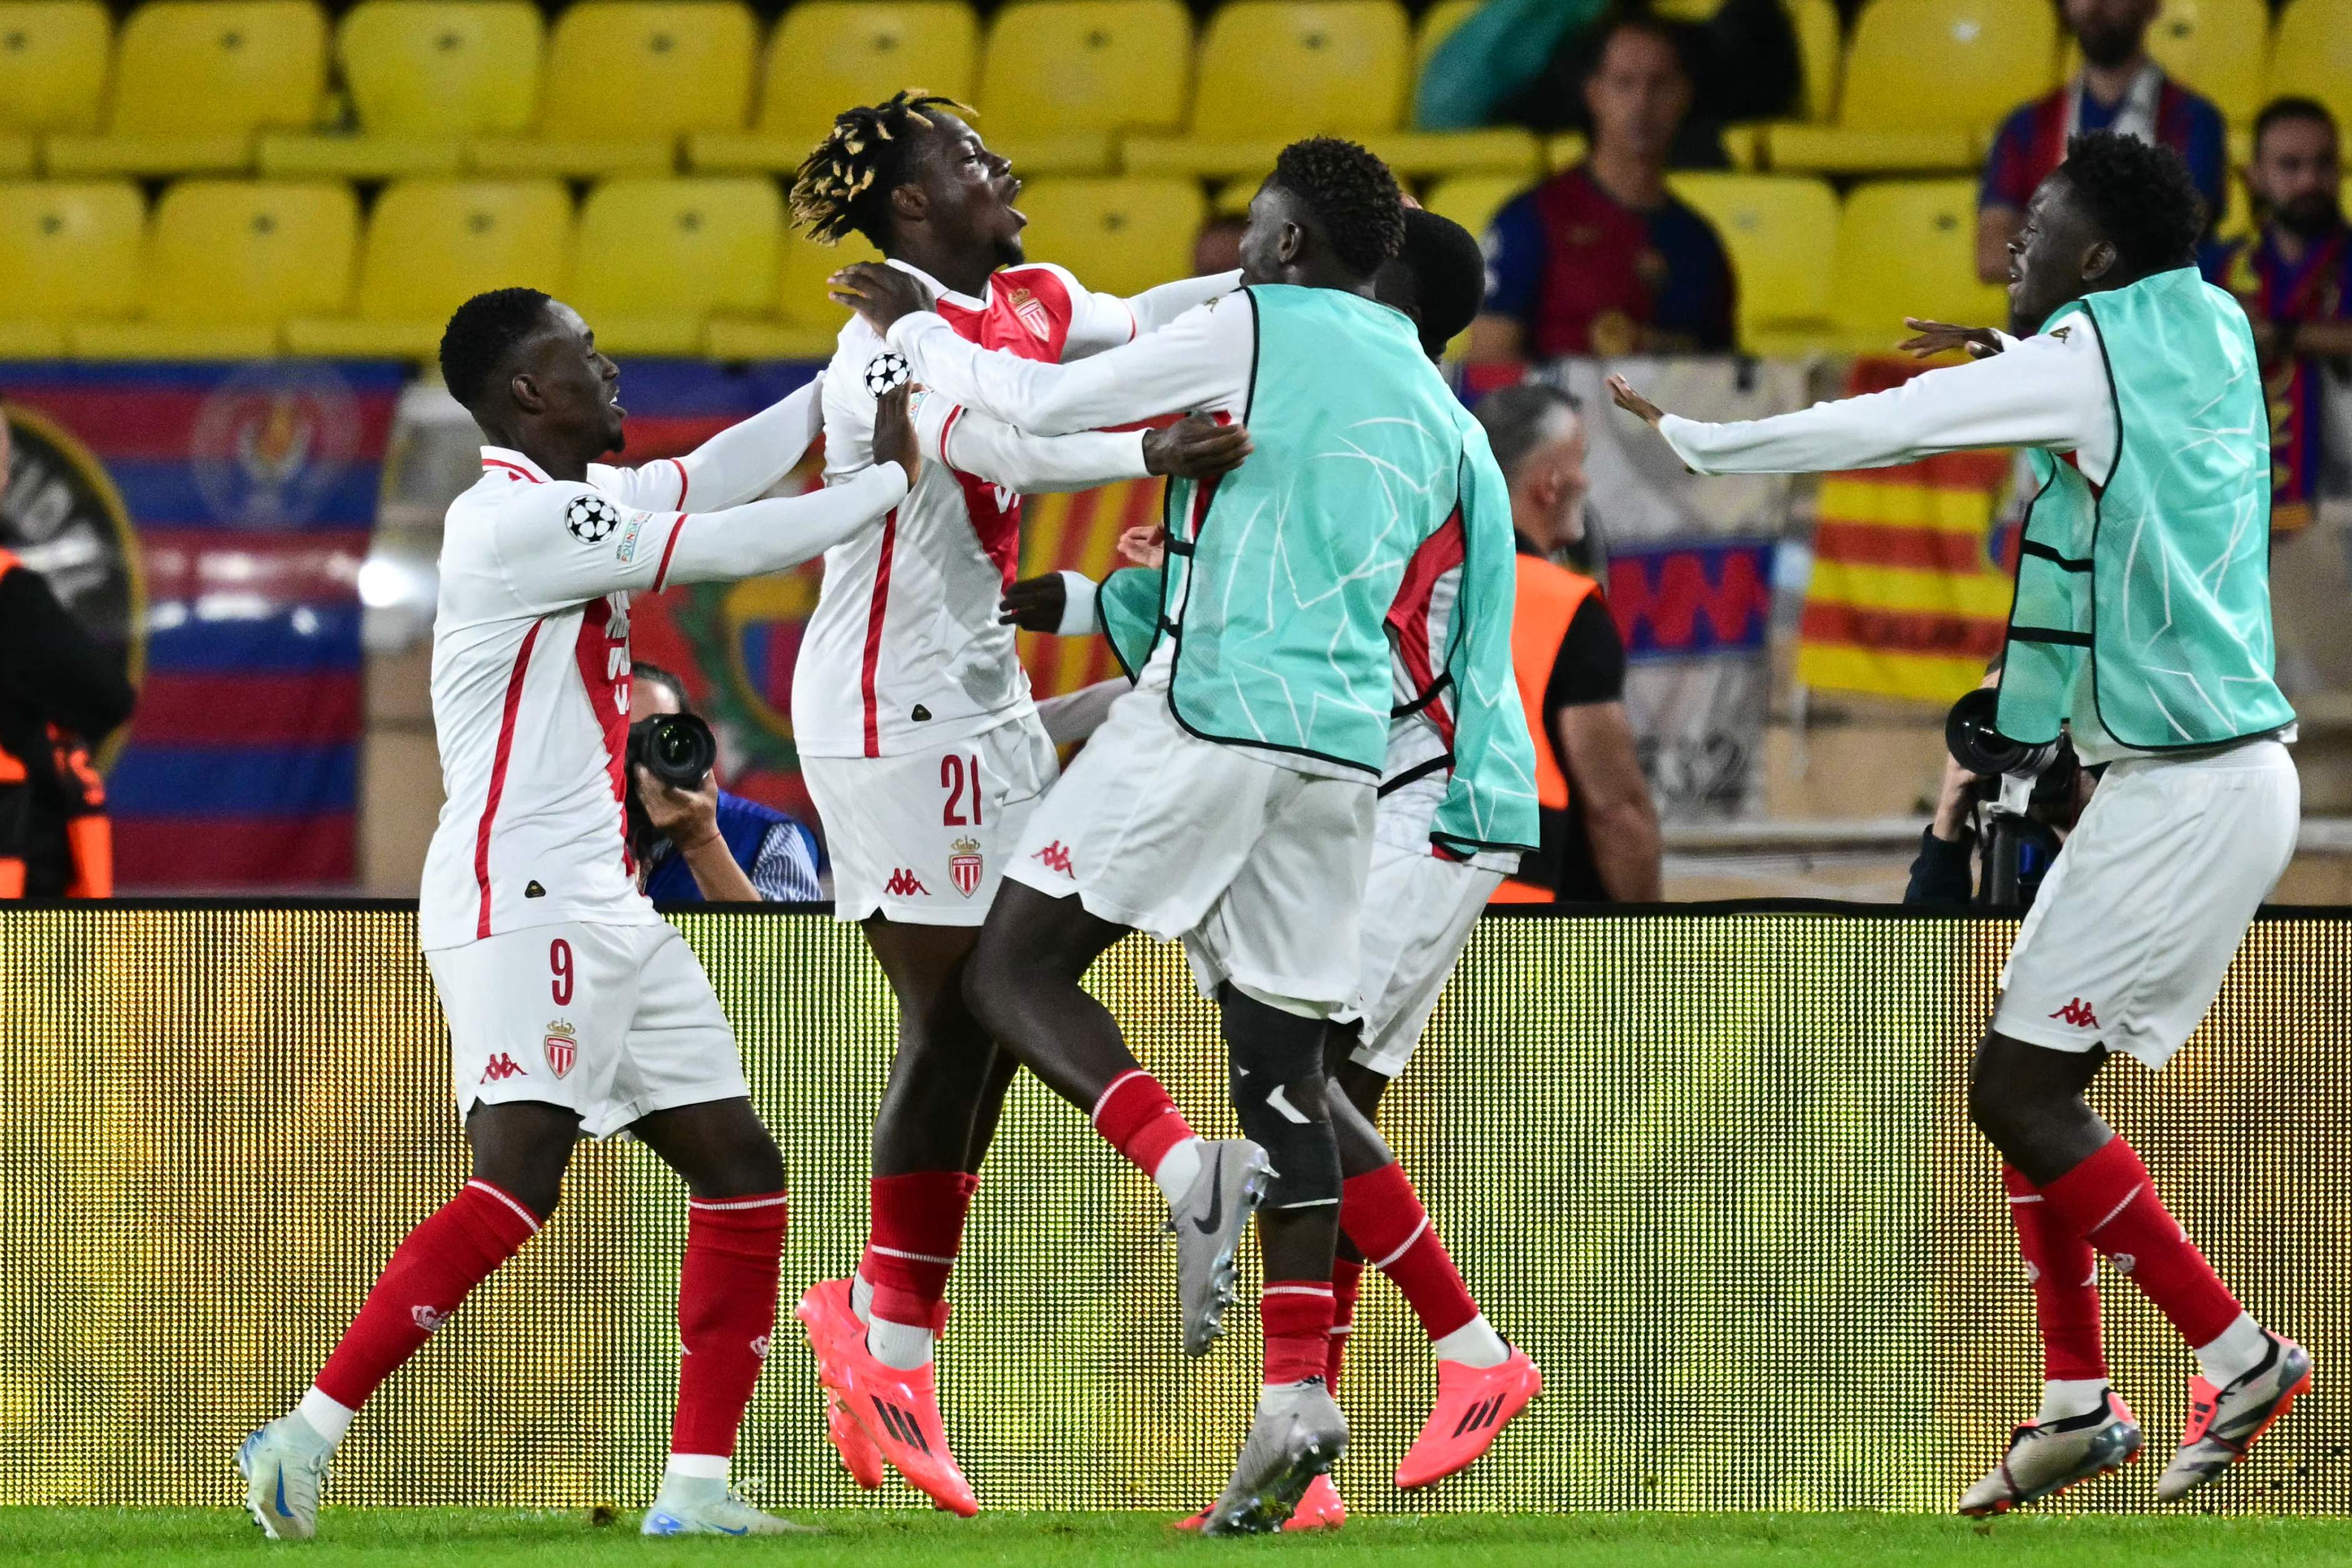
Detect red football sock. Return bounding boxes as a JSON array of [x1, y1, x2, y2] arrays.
[[1263, 1281, 1335, 1385], [2005, 1164, 2106, 1382], [859, 1170, 977, 1332], [1340, 1162, 1478, 1342], [1089, 1069, 1198, 1179], [1326, 1257, 1364, 1391], [2039, 1137, 2241, 1349], [314, 1179, 540, 1409], [672, 1192, 789, 1459]]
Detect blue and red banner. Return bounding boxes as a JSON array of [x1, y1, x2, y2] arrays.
[[0, 361, 403, 888]]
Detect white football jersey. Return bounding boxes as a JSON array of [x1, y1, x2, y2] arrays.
[[792, 260, 1238, 760], [1376, 516, 1468, 850], [418, 448, 700, 952]]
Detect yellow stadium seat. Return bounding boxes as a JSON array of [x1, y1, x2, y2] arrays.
[[2111, 0, 2269, 126], [265, 1, 544, 179], [74, 179, 356, 358], [1772, 0, 2055, 174], [1670, 173, 1837, 354], [0, 179, 141, 356], [1421, 173, 1528, 243], [969, 0, 1192, 176], [706, 226, 879, 359], [1123, 1, 1408, 173], [1830, 179, 2007, 353], [48, 2, 328, 178], [693, 1, 978, 172], [1789, 0, 1840, 123], [473, 2, 756, 178], [568, 177, 779, 354], [1011, 176, 1202, 299], [0, 3, 111, 138], [0, 139, 28, 176], [1413, 0, 1479, 75], [2268, 0, 2352, 136], [286, 179, 572, 358]]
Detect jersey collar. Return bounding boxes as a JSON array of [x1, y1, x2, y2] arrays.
[[884, 256, 989, 314], [480, 446, 550, 484]]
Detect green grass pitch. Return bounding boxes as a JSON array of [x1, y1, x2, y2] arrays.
[[11, 1510, 2352, 1567]]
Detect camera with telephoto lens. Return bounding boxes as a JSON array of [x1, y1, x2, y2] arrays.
[[1944, 686, 2081, 908], [624, 711, 717, 852]]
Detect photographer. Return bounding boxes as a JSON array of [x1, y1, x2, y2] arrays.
[[1905, 670, 2090, 908], [628, 663, 820, 903]]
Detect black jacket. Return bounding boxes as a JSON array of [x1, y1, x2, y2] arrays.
[[0, 561, 136, 895]]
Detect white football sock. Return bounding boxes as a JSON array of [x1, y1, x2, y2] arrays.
[[296, 1386, 353, 1447], [2036, 1378, 2109, 1424], [867, 1316, 936, 1370], [1153, 1136, 1206, 1207], [665, 1452, 729, 1481], [2196, 1312, 2269, 1388], [850, 1271, 874, 1325], [1432, 1314, 1510, 1370]]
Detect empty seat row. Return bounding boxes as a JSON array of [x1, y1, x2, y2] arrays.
[[0, 174, 1208, 360]]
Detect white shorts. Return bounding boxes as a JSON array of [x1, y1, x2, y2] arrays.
[[803, 712, 1059, 926], [1995, 740, 2298, 1070], [1346, 839, 1505, 1077], [427, 920, 747, 1139], [1004, 685, 1377, 1013]]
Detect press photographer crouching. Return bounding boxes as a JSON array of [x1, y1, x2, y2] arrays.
[[1906, 673, 2092, 909], [628, 663, 821, 903]]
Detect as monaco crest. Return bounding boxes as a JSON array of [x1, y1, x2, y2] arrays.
[[949, 837, 984, 898], [544, 1020, 578, 1079], [1008, 288, 1052, 342]]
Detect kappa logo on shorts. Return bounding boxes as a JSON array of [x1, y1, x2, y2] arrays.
[[480, 1052, 529, 1083], [544, 1020, 578, 1079], [411, 1305, 447, 1333], [2049, 997, 2101, 1029], [1032, 840, 1074, 877], [885, 868, 931, 897], [949, 837, 983, 898]]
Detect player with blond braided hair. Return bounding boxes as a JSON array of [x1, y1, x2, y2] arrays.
[[782, 89, 1249, 1514]]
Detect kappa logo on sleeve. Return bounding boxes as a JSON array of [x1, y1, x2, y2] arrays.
[[565, 493, 622, 543], [864, 351, 911, 397]]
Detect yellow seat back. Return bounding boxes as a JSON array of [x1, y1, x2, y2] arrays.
[[146, 179, 358, 324], [1671, 173, 1837, 336], [572, 176, 779, 321], [537, 3, 757, 143], [0, 179, 142, 321], [338, 1, 544, 139], [1422, 173, 1527, 243], [1013, 176, 1202, 299], [2125, 0, 2270, 124], [1840, 0, 2056, 133], [2268, 0, 2352, 134], [1832, 179, 2007, 344], [106, 1, 328, 138], [979, 1, 1191, 140], [0, 2, 111, 136], [774, 228, 882, 329], [356, 179, 572, 321], [1789, 0, 1841, 123], [1188, 1, 1410, 138], [757, 2, 979, 146]]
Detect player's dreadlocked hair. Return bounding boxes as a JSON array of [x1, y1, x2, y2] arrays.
[[1268, 137, 1406, 279], [2061, 130, 2206, 276], [438, 286, 552, 410], [789, 90, 972, 249]]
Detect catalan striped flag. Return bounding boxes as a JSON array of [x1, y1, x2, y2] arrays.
[[1014, 478, 1160, 698], [1794, 356, 2016, 702]]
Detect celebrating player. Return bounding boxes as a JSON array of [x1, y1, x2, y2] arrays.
[[1610, 132, 2308, 1512], [780, 91, 1251, 1514], [235, 288, 916, 1540], [832, 139, 1537, 1533]]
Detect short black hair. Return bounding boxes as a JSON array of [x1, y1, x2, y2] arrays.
[[2254, 95, 2338, 151], [2059, 130, 2205, 275], [789, 90, 969, 249], [1473, 381, 1579, 480], [440, 287, 552, 410], [1586, 9, 1686, 74], [631, 660, 690, 711], [1268, 138, 1406, 279], [1395, 209, 1486, 359]]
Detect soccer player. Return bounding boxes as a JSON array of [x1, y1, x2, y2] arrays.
[[1002, 208, 1544, 1532], [830, 139, 1537, 1533], [234, 287, 918, 1540], [780, 91, 1251, 1514], [1609, 132, 2308, 1513]]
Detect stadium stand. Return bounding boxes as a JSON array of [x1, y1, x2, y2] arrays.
[[1670, 172, 1839, 356], [972, 0, 1193, 176], [0, 178, 142, 357], [0, 1, 109, 176], [263, 1, 545, 179], [704, 224, 884, 361], [2104, 0, 2270, 126], [471, 1, 755, 177], [1829, 178, 2007, 352], [1769, 0, 2059, 174], [1012, 175, 1205, 299], [46, 0, 327, 177], [2266, 0, 2352, 136], [568, 176, 780, 355], [692, 1, 980, 174]]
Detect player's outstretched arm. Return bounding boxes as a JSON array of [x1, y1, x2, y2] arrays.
[[1119, 271, 1242, 336], [598, 376, 829, 513]]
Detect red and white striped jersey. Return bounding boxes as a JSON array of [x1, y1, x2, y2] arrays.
[[792, 259, 1239, 759], [1376, 516, 1468, 851]]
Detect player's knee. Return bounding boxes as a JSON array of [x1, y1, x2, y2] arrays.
[[1221, 984, 1341, 1208]]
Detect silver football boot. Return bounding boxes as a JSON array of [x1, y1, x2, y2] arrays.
[[2158, 1334, 2313, 1502], [1959, 1390, 2143, 1515], [1169, 1138, 1273, 1357], [1198, 1378, 1350, 1536]]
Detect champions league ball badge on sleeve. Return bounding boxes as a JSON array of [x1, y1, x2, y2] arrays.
[[864, 351, 912, 398]]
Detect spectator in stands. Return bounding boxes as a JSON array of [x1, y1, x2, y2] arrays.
[[1466, 13, 1737, 368], [628, 662, 821, 903], [1474, 383, 1662, 902], [1976, 0, 2226, 284], [0, 411, 135, 899]]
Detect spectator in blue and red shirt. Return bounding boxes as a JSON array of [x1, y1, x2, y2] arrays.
[[1466, 14, 1736, 368], [1976, 0, 2226, 284]]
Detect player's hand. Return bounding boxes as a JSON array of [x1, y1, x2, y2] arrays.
[[871, 382, 922, 485], [1143, 415, 1253, 480], [1606, 374, 1666, 427], [1116, 525, 1166, 570], [829, 261, 931, 336], [998, 573, 1066, 630], [1900, 319, 2004, 360], [634, 763, 722, 851]]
